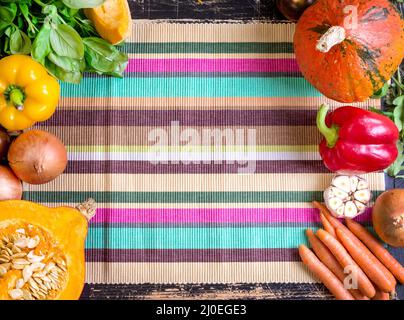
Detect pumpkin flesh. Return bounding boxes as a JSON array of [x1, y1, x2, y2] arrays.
[[84, 0, 132, 45], [0, 201, 88, 300], [294, 0, 404, 102]]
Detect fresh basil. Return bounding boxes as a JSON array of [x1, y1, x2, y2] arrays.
[[50, 24, 84, 59], [48, 52, 85, 72], [62, 0, 105, 9], [83, 37, 128, 76], [0, 5, 17, 30], [10, 28, 31, 54], [0, 0, 128, 83], [31, 25, 51, 64], [45, 57, 82, 84]]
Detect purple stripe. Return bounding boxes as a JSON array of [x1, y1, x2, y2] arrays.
[[126, 58, 300, 73], [41, 110, 316, 126], [85, 248, 300, 262], [65, 160, 329, 174]]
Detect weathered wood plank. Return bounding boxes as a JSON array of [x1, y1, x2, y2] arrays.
[[128, 0, 286, 20], [81, 283, 332, 300]]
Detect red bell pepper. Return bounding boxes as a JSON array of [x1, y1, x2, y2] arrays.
[[316, 104, 399, 174]]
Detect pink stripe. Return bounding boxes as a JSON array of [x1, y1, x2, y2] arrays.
[[91, 208, 372, 224], [126, 58, 300, 73]]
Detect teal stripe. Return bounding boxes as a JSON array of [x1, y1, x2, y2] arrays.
[[60, 77, 320, 98], [85, 226, 312, 249], [122, 42, 294, 54], [23, 191, 324, 203]]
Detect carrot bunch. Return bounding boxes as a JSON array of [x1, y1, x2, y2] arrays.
[[298, 201, 404, 300]]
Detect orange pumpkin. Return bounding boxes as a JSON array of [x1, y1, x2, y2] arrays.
[[0, 199, 95, 300], [294, 0, 404, 102]]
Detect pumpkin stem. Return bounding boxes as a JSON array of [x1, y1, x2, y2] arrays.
[[317, 104, 339, 148], [76, 198, 97, 221], [316, 26, 346, 53]]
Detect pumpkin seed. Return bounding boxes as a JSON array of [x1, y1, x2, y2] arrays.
[[11, 245, 21, 254], [22, 289, 33, 300], [12, 258, 30, 265], [12, 264, 25, 270], [4, 247, 13, 255], [11, 252, 27, 259], [16, 278, 25, 289], [0, 256, 10, 263], [23, 265, 33, 282], [9, 289, 23, 300], [14, 238, 28, 248], [28, 278, 40, 291]]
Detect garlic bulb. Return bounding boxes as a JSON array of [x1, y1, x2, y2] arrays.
[[324, 175, 371, 218]]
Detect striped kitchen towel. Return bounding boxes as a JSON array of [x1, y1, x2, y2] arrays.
[[25, 21, 385, 299]]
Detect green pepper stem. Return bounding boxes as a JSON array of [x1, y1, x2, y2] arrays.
[[9, 88, 24, 111], [316, 104, 338, 148]]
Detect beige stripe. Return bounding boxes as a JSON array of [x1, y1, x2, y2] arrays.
[[25, 173, 385, 193], [58, 97, 381, 110], [40, 125, 322, 146], [85, 261, 318, 284], [130, 21, 296, 43]]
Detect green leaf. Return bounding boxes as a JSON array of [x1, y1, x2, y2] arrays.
[[10, 29, 32, 54], [83, 37, 128, 76], [45, 58, 82, 84], [0, 5, 17, 30], [48, 52, 85, 72], [385, 142, 404, 177], [31, 25, 51, 65], [62, 0, 105, 9], [50, 24, 84, 59], [393, 96, 404, 132], [372, 82, 389, 99]]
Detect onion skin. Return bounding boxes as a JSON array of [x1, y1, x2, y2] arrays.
[[7, 130, 67, 185], [0, 127, 10, 160], [373, 189, 404, 248], [276, 0, 316, 22], [0, 165, 22, 201]]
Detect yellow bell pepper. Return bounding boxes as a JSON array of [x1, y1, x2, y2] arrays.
[[0, 55, 60, 131]]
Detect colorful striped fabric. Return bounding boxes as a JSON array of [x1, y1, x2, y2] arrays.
[[25, 22, 385, 297]]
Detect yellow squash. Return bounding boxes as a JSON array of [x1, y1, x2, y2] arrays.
[[0, 199, 95, 300], [85, 0, 132, 45], [0, 55, 60, 131]]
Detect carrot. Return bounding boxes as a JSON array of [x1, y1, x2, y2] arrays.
[[346, 218, 404, 285], [319, 212, 336, 238], [305, 229, 368, 300], [316, 228, 376, 298], [372, 290, 390, 300], [313, 201, 350, 233], [335, 228, 396, 293], [298, 244, 354, 300]]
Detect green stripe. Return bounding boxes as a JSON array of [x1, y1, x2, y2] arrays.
[[122, 42, 294, 54], [60, 77, 319, 98], [24, 191, 382, 204], [66, 145, 318, 153], [85, 226, 311, 249]]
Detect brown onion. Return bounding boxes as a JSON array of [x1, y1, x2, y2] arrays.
[[0, 165, 23, 200], [373, 189, 404, 247], [276, 0, 316, 22], [0, 127, 10, 160], [8, 130, 67, 185]]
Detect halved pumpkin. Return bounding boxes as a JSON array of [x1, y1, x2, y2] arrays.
[[85, 0, 132, 45], [0, 199, 95, 300]]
